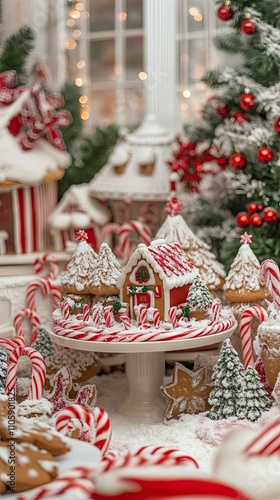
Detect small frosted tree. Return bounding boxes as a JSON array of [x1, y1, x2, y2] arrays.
[[208, 339, 244, 420], [0, 347, 8, 395], [237, 366, 271, 422], [32, 328, 55, 359], [186, 275, 213, 312]]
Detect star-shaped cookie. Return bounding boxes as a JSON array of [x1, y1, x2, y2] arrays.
[[160, 362, 212, 419]]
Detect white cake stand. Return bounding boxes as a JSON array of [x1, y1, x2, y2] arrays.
[[48, 323, 237, 423]]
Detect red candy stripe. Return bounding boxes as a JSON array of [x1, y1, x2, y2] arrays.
[[13, 308, 41, 345], [240, 306, 268, 369], [6, 346, 46, 399]]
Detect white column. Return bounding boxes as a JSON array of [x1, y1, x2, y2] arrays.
[[143, 0, 179, 135]]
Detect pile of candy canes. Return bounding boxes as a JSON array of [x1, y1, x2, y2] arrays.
[[102, 219, 152, 263], [239, 258, 280, 369], [53, 299, 237, 343]]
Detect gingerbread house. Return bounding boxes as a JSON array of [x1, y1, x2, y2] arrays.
[[0, 86, 71, 255], [89, 115, 177, 234], [48, 184, 111, 252], [117, 239, 198, 321]]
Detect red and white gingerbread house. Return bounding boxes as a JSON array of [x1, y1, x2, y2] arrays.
[[0, 71, 71, 255], [117, 239, 198, 321]]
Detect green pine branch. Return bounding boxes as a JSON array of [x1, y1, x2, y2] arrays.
[[0, 26, 35, 84]]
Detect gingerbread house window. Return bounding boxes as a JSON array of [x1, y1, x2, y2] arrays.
[[130, 260, 155, 286]]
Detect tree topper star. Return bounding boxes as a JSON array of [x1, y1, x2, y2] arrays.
[[240, 232, 253, 244]]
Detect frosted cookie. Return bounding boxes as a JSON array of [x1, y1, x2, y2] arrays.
[[18, 397, 53, 422]]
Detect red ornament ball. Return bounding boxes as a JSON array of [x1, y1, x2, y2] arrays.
[[217, 156, 228, 169], [233, 112, 246, 123], [250, 213, 263, 227], [247, 202, 258, 214], [263, 207, 278, 223], [257, 204, 264, 212], [257, 146, 274, 162], [229, 152, 246, 169], [274, 117, 280, 133], [241, 19, 257, 34], [216, 104, 230, 117], [239, 93, 256, 111], [236, 212, 250, 228], [217, 5, 234, 21]]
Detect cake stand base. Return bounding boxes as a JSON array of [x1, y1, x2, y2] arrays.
[[116, 352, 166, 422]]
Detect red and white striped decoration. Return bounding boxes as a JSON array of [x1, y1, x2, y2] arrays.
[[136, 304, 150, 329], [26, 277, 61, 312], [138, 202, 159, 227], [210, 300, 221, 324], [260, 259, 280, 310], [83, 304, 90, 322], [60, 300, 70, 319], [244, 416, 280, 457], [11, 182, 57, 254], [119, 313, 131, 330], [101, 222, 121, 244], [6, 346, 46, 399], [92, 306, 101, 326], [148, 307, 160, 328], [55, 403, 95, 437], [117, 220, 152, 263], [93, 406, 112, 456], [13, 308, 41, 346], [168, 306, 179, 328], [240, 306, 268, 369], [0, 337, 26, 354], [103, 306, 113, 328], [34, 253, 59, 280]]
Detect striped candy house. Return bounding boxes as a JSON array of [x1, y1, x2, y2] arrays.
[[0, 90, 71, 255]]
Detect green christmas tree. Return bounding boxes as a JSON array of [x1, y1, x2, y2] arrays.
[[0, 347, 8, 395], [236, 366, 271, 421], [208, 339, 245, 419], [32, 328, 55, 359], [186, 275, 213, 312], [181, 0, 280, 266]]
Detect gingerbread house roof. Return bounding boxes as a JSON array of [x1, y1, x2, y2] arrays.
[[89, 115, 176, 202], [0, 91, 71, 186], [117, 239, 198, 290]]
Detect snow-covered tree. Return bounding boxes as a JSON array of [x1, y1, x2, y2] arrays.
[[237, 366, 271, 421], [61, 230, 98, 293], [90, 242, 122, 294], [208, 339, 245, 419], [186, 275, 213, 312], [0, 347, 8, 395], [32, 328, 55, 359]]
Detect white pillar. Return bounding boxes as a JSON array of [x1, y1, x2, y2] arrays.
[[143, 0, 179, 135]]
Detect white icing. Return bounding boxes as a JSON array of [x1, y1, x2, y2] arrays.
[[224, 243, 261, 292], [27, 468, 39, 477], [110, 144, 129, 166], [38, 459, 58, 473], [90, 242, 122, 288], [60, 239, 98, 291], [135, 147, 155, 165]]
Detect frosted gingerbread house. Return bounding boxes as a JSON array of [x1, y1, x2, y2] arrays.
[[89, 115, 177, 234], [48, 184, 111, 252], [0, 72, 71, 255], [117, 239, 198, 321]]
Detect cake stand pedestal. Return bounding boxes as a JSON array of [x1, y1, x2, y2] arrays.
[[48, 324, 236, 423]]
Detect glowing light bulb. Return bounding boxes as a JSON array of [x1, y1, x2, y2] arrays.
[[76, 2, 84, 11], [69, 10, 80, 19], [79, 95, 88, 104], [77, 59, 85, 69], [117, 12, 127, 21], [189, 7, 199, 16], [66, 19, 75, 27], [73, 29, 81, 38], [81, 111, 89, 120], [138, 71, 147, 80], [66, 40, 77, 50], [75, 77, 83, 86], [183, 89, 191, 98], [194, 14, 203, 21], [181, 103, 188, 110]]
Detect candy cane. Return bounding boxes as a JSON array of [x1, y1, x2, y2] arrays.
[[240, 306, 268, 369], [103, 306, 113, 328], [55, 404, 95, 437], [101, 223, 121, 244], [93, 406, 112, 456], [210, 300, 221, 324], [260, 259, 280, 310], [168, 306, 179, 328], [119, 313, 131, 330], [60, 300, 70, 319], [148, 307, 160, 328], [83, 304, 90, 322], [136, 304, 150, 328], [244, 415, 280, 457], [0, 337, 26, 354], [26, 277, 61, 311], [6, 346, 46, 399], [13, 308, 41, 346], [33, 253, 59, 280], [92, 306, 101, 326], [117, 220, 152, 262], [16, 478, 95, 500], [138, 202, 159, 226]]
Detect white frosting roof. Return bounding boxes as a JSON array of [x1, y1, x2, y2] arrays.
[[89, 115, 175, 201], [0, 90, 71, 186]]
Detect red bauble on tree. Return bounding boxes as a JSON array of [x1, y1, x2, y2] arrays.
[[217, 5, 233, 21], [263, 207, 278, 223], [257, 146, 274, 162], [216, 104, 230, 117], [250, 213, 263, 227], [274, 117, 280, 133], [241, 19, 257, 35], [236, 212, 250, 227], [233, 112, 246, 123], [247, 202, 258, 214], [217, 156, 228, 169], [239, 93, 256, 111], [257, 204, 264, 212], [229, 152, 246, 169]]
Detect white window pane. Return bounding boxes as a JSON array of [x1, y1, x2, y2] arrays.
[[126, 36, 144, 81], [89, 0, 115, 32], [187, 0, 205, 32], [125, 0, 143, 29], [188, 39, 206, 84], [91, 90, 116, 125], [90, 39, 115, 82]]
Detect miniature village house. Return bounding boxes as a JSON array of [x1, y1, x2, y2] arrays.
[[117, 239, 198, 321]]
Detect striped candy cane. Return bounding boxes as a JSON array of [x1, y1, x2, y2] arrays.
[[26, 277, 61, 312], [244, 416, 280, 456], [210, 300, 221, 324], [260, 259, 280, 310], [83, 304, 90, 322], [103, 306, 113, 328], [55, 404, 95, 438], [119, 313, 131, 330], [60, 300, 70, 319], [93, 406, 112, 456], [92, 306, 101, 326], [34, 253, 59, 280], [6, 346, 46, 400], [136, 304, 150, 328], [240, 306, 268, 369], [0, 337, 26, 354], [168, 306, 179, 328], [13, 308, 41, 346], [148, 307, 160, 328], [117, 220, 152, 263]]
